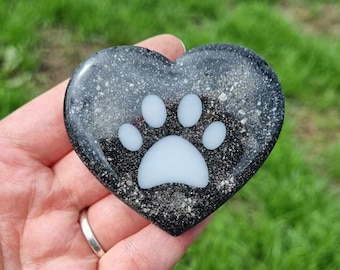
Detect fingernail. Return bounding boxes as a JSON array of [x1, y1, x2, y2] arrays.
[[179, 39, 186, 52]]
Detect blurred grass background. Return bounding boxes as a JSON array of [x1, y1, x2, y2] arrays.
[[1, 0, 340, 269]]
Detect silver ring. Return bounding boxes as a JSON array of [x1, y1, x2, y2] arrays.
[[79, 208, 105, 257]]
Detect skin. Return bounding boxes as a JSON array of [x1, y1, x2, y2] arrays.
[[0, 34, 211, 270]]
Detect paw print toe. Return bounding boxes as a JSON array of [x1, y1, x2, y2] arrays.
[[177, 94, 202, 127], [202, 121, 227, 150], [118, 123, 143, 151], [141, 94, 166, 128]]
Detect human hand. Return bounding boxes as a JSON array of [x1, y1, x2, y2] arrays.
[[0, 34, 211, 270]]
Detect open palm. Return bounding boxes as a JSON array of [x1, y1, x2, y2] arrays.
[[0, 35, 210, 270]]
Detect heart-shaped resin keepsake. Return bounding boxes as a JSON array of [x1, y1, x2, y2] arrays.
[[64, 44, 284, 236]]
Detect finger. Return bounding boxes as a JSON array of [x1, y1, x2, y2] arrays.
[[0, 34, 186, 167], [135, 34, 186, 62], [87, 194, 150, 251], [99, 217, 211, 270], [0, 79, 71, 167], [52, 150, 109, 209], [52, 148, 147, 234]]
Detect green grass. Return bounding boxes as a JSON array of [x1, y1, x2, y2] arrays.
[[1, 0, 340, 269]]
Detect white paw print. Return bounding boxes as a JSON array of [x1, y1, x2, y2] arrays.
[[118, 94, 227, 189]]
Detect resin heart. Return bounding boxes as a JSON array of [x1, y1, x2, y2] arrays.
[[64, 44, 284, 236]]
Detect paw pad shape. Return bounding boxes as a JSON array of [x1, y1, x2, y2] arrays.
[[118, 94, 227, 189]]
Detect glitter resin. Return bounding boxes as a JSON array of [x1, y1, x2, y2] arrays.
[[64, 44, 285, 236]]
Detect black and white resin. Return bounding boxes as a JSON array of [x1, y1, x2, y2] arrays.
[[64, 44, 285, 236]]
